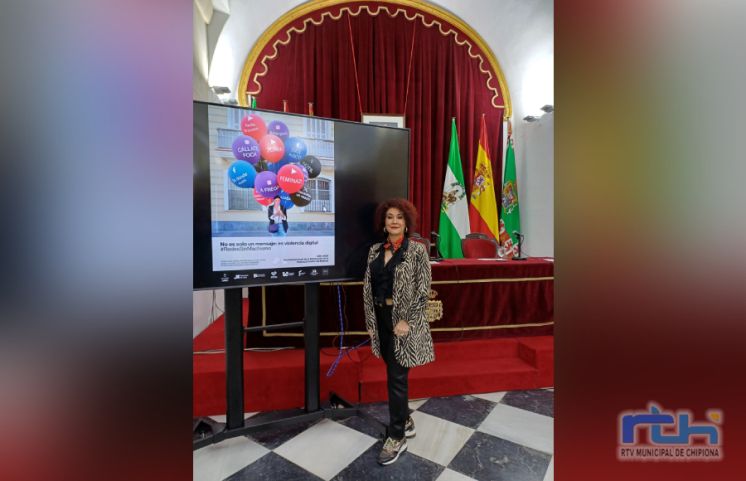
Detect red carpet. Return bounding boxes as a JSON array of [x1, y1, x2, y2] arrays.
[[193, 304, 553, 417]]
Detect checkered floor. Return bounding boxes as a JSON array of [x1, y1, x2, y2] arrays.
[[194, 388, 554, 481]]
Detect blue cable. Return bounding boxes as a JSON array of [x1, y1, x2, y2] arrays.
[[326, 285, 370, 377]]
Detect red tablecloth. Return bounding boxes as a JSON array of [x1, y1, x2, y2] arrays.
[[246, 258, 553, 347]]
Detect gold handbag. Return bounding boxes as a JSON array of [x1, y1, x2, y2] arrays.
[[426, 289, 443, 323]]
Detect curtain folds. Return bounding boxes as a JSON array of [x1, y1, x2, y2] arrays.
[[248, 8, 505, 237]]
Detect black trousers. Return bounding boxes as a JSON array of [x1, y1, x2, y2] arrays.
[[375, 305, 410, 440]]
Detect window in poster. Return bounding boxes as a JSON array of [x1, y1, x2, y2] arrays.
[[361, 113, 406, 129]]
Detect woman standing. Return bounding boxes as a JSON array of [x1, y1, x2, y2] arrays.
[[267, 195, 288, 236], [363, 198, 434, 465]]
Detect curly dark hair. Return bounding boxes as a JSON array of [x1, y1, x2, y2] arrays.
[[374, 198, 418, 237]]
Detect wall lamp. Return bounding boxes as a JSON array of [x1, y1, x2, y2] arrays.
[[523, 104, 554, 122]]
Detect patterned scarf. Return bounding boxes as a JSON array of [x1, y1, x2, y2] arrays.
[[383, 236, 404, 253]]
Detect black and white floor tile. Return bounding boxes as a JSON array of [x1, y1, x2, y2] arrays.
[[194, 388, 554, 481]]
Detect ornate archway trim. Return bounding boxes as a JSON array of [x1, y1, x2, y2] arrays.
[[237, 0, 512, 118]]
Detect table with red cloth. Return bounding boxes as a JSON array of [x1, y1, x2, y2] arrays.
[[246, 257, 553, 348]]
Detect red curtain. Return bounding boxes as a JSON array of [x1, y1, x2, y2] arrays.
[[248, 4, 505, 237]]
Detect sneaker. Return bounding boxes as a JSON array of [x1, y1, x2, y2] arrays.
[[377, 436, 407, 465], [404, 416, 416, 438]]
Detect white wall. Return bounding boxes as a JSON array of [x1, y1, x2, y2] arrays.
[[207, 0, 303, 96], [193, 289, 223, 337], [193, 0, 554, 335], [432, 0, 553, 257], [516, 112, 553, 257], [193, 1, 220, 103]]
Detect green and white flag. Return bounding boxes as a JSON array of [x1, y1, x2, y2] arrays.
[[499, 137, 521, 255], [438, 119, 471, 258]]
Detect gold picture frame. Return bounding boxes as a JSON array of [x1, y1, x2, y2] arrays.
[[361, 113, 406, 129]]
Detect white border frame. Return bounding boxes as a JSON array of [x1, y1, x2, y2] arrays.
[[361, 113, 406, 128]]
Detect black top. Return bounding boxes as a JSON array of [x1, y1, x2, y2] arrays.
[[370, 237, 408, 306]]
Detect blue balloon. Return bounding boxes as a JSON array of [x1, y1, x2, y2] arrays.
[[279, 190, 294, 209], [268, 157, 290, 174], [284, 137, 308, 162], [228, 160, 257, 188]]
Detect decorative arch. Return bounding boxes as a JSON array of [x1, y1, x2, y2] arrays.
[[235, 0, 511, 238], [238, 0, 511, 117]]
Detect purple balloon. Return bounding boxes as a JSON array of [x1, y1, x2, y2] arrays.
[[267, 120, 290, 142], [231, 135, 261, 165], [294, 163, 309, 180], [254, 171, 280, 199]]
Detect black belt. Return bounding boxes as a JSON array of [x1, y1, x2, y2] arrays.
[[374, 298, 394, 307]]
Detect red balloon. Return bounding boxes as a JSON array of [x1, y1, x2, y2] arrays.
[[260, 134, 285, 163], [277, 164, 306, 194], [241, 114, 267, 140], [253, 189, 273, 206]]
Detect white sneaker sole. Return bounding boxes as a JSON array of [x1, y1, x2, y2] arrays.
[[379, 443, 408, 466], [405, 428, 416, 438]]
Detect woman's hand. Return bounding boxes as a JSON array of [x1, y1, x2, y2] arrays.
[[394, 320, 410, 337]]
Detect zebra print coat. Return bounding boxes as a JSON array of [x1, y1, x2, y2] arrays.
[[363, 239, 435, 368]]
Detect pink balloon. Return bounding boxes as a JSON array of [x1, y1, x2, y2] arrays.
[[277, 163, 306, 194], [241, 114, 267, 140], [260, 134, 285, 163], [253, 189, 273, 206]]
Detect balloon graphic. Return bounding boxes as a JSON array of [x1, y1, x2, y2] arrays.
[[299, 155, 321, 178], [284, 137, 308, 162], [277, 163, 305, 194], [240, 114, 267, 140], [267, 120, 290, 142], [290, 186, 312, 207], [295, 163, 309, 180], [268, 157, 289, 174], [231, 135, 261, 165], [279, 190, 294, 209], [254, 171, 280, 198], [259, 134, 285, 163], [268, 223, 279, 233], [253, 189, 273, 206], [227, 160, 257, 188]]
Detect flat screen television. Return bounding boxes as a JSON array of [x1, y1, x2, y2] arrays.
[[193, 101, 409, 289]]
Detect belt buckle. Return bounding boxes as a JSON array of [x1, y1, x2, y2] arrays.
[[374, 298, 392, 308]]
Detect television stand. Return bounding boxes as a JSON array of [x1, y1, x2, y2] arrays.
[[193, 284, 386, 450]]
